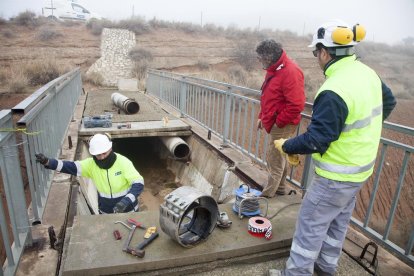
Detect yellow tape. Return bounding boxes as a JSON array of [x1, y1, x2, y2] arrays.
[[0, 128, 41, 135]]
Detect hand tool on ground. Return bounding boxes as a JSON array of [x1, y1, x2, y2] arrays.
[[114, 221, 132, 230], [122, 223, 137, 253], [117, 123, 131, 129], [113, 230, 122, 240], [144, 226, 157, 238], [125, 232, 160, 258], [127, 218, 147, 230]]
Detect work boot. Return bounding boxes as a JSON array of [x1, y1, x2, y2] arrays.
[[267, 269, 283, 276]]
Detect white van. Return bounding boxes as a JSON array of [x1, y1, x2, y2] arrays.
[[42, 0, 102, 21]]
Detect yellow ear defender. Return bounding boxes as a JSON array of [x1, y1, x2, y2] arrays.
[[353, 24, 366, 42], [331, 26, 354, 45]]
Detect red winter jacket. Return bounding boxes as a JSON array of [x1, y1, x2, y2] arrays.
[[259, 51, 305, 133]]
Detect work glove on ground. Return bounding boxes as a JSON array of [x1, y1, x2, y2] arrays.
[[35, 153, 49, 167], [113, 198, 130, 213], [273, 139, 300, 166]]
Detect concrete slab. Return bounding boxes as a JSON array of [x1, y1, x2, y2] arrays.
[[62, 196, 301, 275], [83, 90, 176, 122], [80, 90, 191, 138], [118, 78, 138, 91], [79, 119, 191, 137]]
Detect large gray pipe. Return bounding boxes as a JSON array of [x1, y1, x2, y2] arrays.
[[160, 137, 190, 159], [111, 92, 140, 114]]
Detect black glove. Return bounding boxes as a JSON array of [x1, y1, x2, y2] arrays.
[[113, 200, 128, 213], [35, 153, 49, 166]]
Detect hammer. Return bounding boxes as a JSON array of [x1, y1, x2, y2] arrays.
[[125, 232, 159, 258]]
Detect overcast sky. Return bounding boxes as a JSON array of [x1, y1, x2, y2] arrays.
[[1, 0, 413, 45]]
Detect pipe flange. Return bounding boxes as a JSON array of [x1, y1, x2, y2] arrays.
[[159, 186, 218, 247]]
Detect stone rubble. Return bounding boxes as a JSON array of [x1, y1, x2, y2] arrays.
[[87, 28, 136, 86]]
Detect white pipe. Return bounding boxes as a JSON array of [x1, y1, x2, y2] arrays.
[[160, 137, 190, 159], [111, 92, 140, 114]]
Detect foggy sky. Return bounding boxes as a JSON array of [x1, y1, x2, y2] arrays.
[[1, 0, 413, 45]]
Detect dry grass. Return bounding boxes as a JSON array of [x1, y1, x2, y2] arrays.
[[7, 66, 29, 93], [23, 58, 64, 86], [129, 47, 153, 80], [36, 27, 63, 41], [83, 72, 104, 86]]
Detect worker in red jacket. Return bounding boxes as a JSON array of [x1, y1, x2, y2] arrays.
[[256, 39, 305, 198]]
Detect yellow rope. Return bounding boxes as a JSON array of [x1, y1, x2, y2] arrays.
[[0, 128, 41, 135]]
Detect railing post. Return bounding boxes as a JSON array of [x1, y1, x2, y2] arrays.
[[300, 154, 314, 197], [179, 76, 187, 117], [159, 72, 164, 103], [222, 87, 233, 146]]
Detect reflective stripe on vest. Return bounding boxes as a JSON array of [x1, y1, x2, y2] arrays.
[[342, 104, 382, 132], [312, 55, 383, 182], [99, 189, 129, 199], [313, 158, 376, 174]]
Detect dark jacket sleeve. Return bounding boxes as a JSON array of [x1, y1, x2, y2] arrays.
[[47, 159, 79, 175], [283, 91, 348, 154], [381, 80, 396, 121]]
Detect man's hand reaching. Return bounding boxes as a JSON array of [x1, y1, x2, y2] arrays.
[[35, 153, 49, 166], [273, 139, 300, 166]]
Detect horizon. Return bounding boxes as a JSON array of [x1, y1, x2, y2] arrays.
[[0, 0, 413, 46]]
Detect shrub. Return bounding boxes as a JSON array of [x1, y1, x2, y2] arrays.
[[36, 27, 62, 41], [13, 10, 37, 26], [118, 17, 151, 35], [129, 47, 153, 62], [8, 67, 28, 93], [173, 22, 201, 34], [148, 17, 170, 29], [228, 65, 248, 85], [86, 18, 113, 36], [2, 29, 15, 38], [83, 72, 104, 86], [0, 17, 7, 25], [233, 39, 258, 71], [196, 60, 210, 71], [128, 47, 153, 80], [132, 60, 150, 80], [23, 59, 61, 86]]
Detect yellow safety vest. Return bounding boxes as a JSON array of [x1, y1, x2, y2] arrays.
[[80, 153, 143, 198], [312, 55, 383, 182]]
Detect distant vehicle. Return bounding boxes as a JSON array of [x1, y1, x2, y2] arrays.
[[42, 0, 102, 21]]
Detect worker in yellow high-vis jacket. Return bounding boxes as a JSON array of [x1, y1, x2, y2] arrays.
[[36, 133, 144, 214], [268, 19, 396, 276]]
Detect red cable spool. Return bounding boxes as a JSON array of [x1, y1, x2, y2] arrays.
[[248, 217, 273, 240]]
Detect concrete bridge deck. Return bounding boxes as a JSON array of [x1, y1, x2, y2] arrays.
[[79, 89, 191, 138], [15, 88, 412, 276]]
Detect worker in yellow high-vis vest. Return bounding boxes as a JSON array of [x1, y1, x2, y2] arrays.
[[268, 20, 396, 276], [36, 133, 144, 214]]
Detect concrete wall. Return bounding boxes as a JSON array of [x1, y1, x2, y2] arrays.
[[167, 135, 242, 203]]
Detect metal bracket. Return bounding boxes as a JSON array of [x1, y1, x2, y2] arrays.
[[358, 241, 379, 275]]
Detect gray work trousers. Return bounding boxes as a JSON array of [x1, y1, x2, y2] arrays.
[[284, 174, 363, 276]]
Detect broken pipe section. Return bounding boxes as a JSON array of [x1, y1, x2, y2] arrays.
[[111, 92, 140, 114], [160, 137, 190, 159]]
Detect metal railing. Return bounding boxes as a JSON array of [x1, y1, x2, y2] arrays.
[[146, 69, 414, 267], [0, 68, 82, 276]]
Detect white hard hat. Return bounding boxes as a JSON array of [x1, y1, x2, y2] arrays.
[[308, 19, 366, 48], [89, 134, 112, 155]]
